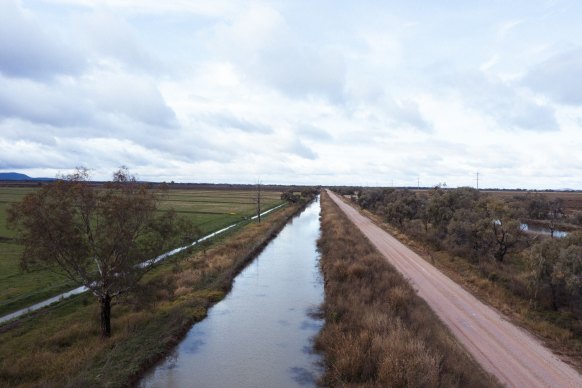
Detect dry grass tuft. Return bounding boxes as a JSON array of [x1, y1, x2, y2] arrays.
[[315, 191, 499, 387]]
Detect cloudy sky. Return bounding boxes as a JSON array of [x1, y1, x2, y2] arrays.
[[1, 0, 582, 188]]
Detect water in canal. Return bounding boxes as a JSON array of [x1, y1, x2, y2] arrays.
[[140, 198, 323, 388]]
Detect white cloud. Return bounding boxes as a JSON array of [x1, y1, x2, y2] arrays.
[[480, 54, 500, 72], [2, 0, 582, 189], [37, 0, 242, 17], [194, 112, 272, 134], [205, 3, 347, 102], [497, 20, 523, 40]]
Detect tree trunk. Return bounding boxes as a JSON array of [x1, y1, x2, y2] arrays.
[[495, 245, 507, 262], [549, 283, 559, 311], [100, 294, 112, 337]]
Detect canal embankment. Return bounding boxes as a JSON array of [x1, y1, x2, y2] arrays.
[[0, 199, 312, 387], [140, 197, 323, 387], [315, 190, 499, 387]]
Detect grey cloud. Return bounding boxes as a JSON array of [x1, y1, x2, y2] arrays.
[[441, 70, 559, 132], [75, 10, 162, 73], [523, 48, 582, 105], [144, 129, 236, 164], [197, 112, 272, 133], [296, 124, 332, 141], [0, 119, 58, 145], [258, 44, 346, 103], [389, 99, 433, 132], [90, 75, 177, 128], [0, 77, 94, 127], [285, 138, 318, 160], [504, 102, 558, 132], [0, 129, 206, 173], [0, 0, 86, 79], [0, 74, 176, 130]]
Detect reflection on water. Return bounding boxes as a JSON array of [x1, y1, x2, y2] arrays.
[[140, 198, 323, 388]]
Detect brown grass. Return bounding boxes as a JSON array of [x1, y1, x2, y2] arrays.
[[0, 202, 307, 387], [485, 190, 582, 213], [315, 191, 500, 387]]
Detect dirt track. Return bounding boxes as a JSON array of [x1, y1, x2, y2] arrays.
[[327, 190, 582, 388]]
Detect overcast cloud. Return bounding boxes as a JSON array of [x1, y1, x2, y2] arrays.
[[1, 0, 582, 189]]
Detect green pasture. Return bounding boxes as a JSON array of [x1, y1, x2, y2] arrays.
[[0, 187, 283, 316]]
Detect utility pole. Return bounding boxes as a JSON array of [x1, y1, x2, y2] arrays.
[[476, 172, 479, 190], [256, 179, 262, 223], [417, 176, 420, 189]]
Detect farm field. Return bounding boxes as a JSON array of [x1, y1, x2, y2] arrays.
[[0, 186, 284, 317], [481, 190, 582, 214]]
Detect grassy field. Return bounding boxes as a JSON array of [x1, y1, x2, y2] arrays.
[[484, 190, 582, 211], [0, 186, 283, 317], [0, 199, 302, 387], [158, 189, 283, 234]]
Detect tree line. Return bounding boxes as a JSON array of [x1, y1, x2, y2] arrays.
[[280, 188, 319, 203], [342, 187, 582, 318]]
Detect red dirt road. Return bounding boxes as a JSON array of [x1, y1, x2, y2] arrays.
[[327, 190, 582, 388]]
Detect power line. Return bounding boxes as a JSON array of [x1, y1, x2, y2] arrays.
[[256, 179, 262, 223]]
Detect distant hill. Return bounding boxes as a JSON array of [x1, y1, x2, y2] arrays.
[[0, 172, 53, 181]]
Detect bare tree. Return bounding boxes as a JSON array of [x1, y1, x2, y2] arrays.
[[481, 198, 524, 262], [8, 168, 192, 337], [548, 198, 565, 238]]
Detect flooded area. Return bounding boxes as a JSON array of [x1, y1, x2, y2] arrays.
[[521, 223, 568, 238], [140, 198, 323, 388]]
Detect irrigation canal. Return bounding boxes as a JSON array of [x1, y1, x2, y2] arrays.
[[139, 198, 324, 387]]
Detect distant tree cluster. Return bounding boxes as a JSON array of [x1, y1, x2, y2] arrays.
[[352, 187, 582, 317], [357, 187, 526, 262], [280, 188, 319, 204]]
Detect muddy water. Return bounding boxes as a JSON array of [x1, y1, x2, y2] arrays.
[[139, 198, 323, 388]]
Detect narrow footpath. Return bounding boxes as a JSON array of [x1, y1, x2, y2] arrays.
[[327, 189, 582, 388]]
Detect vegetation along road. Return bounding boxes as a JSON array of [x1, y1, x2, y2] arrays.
[[327, 189, 582, 388]]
